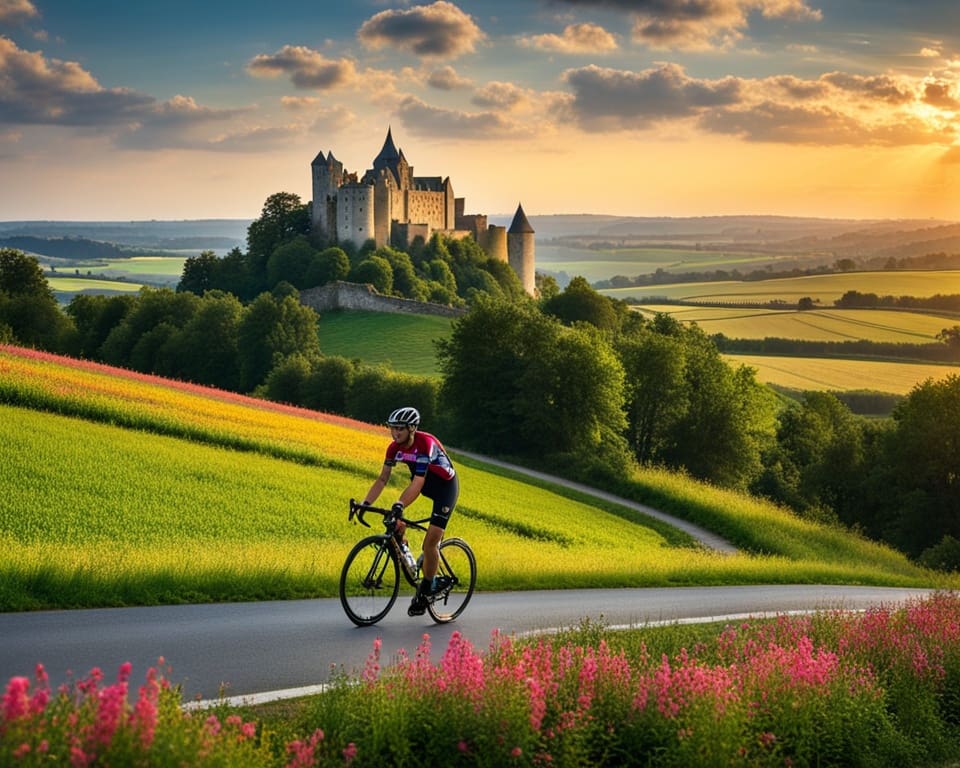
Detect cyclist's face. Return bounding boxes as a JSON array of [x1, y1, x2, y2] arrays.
[[390, 425, 415, 445]]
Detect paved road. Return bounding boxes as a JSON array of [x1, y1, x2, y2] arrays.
[[0, 585, 935, 705]]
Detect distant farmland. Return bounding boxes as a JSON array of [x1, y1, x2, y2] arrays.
[[634, 306, 953, 343], [599, 270, 960, 304], [725, 354, 959, 395]]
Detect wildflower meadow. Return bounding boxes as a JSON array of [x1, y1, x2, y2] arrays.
[[3, 593, 960, 766]]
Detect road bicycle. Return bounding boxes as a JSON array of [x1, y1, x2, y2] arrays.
[[339, 499, 477, 626]]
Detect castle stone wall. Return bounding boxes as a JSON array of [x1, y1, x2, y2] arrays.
[[300, 281, 466, 318]]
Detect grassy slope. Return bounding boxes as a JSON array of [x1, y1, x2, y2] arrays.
[[1, 345, 952, 612], [317, 310, 452, 377]]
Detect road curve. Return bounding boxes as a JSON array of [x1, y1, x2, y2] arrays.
[[0, 585, 935, 704]]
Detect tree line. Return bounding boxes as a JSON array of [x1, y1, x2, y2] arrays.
[[2, 192, 958, 572]]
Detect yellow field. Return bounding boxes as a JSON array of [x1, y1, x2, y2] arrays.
[[48, 276, 144, 293], [635, 306, 953, 343], [600, 270, 960, 304], [725, 354, 960, 394]]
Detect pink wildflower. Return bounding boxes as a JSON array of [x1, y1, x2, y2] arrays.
[[511, 746, 523, 757], [343, 741, 358, 762], [2, 677, 30, 721], [285, 728, 324, 768]]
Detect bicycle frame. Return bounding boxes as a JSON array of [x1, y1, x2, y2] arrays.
[[349, 500, 428, 585], [341, 499, 477, 626]]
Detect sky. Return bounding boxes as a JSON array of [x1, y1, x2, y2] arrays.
[[2, 0, 960, 222]]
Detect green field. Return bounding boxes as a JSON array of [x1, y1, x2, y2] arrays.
[[46, 255, 185, 299], [48, 276, 144, 294], [318, 309, 453, 376], [1, 345, 948, 612], [600, 270, 960, 304], [635, 305, 953, 343]]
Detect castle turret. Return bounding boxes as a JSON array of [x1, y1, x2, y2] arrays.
[[507, 203, 535, 296], [311, 150, 343, 239]]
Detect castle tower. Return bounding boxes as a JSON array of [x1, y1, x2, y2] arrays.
[[311, 150, 343, 240], [507, 203, 535, 296]]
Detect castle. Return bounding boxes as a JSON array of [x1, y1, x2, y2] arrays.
[[310, 128, 535, 295]]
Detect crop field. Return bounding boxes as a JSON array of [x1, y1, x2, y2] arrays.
[[47, 276, 144, 294], [724, 354, 959, 394], [1, 343, 945, 612], [600, 270, 960, 304], [634, 305, 953, 343], [318, 310, 452, 376], [538, 243, 786, 284]]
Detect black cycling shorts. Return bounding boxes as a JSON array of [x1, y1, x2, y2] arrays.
[[423, 473, 459, 530]]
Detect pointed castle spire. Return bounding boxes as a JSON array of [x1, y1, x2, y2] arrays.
[[508, 202, 534, 234]]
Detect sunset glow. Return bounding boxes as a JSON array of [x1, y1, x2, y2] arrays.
[[1, 1, 959, 221]]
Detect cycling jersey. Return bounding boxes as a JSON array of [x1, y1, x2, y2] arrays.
[[384, 431, 456, 485], [384, 431, 458, 527]]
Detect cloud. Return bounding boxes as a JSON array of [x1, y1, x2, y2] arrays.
[[941, 146, 960, 164], [0, 0, 38, 26], [395, 95, 528, 139], [700, 101, 955, 146], [114, 95, 258, 150], [427, 64, 472, 90], [0, 36, 154, 126], [919, 47, 941, 58], [561, 62, 741, 130], [247, 46, 358, 90], [922, 79, 960, 109], [0, 38, 271, 151], [358, 1, 484, 59], [518, 22, 618, 54], [471, 81, 529, 110], [547, 0, 821, 51], [820, 72, 914, 104]]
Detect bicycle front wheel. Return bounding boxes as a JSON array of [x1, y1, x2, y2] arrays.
[[428, 537, 476, 623], [339, 536, 399, 626]]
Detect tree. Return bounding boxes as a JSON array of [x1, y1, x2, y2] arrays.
[[171, 291, 243, 390], [617, 327, 686, 465], [754, 391, 866, 521], [246, 192, 311, 292], [0, 248, 74, 350], [437, 295, 627, 460], [349, 256, 393, 295], [1, 248, 52, 297], [543, 276, 619, 332], [303, 247, 350, 289], [66, 294, 136, 358], [877, 375, 960, 555], [178, 250, 219, 295], [937, 325, 960, 350], [236, 291, 320, 392], [267, 236, 317, 289], [99, 288, 200, 369]]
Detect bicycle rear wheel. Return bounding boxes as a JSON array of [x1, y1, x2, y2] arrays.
[[427, 537, 476, 623], [340, 536, 399, 626]]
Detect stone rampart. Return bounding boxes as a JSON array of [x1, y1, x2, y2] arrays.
[[300, 281, 466, 318]]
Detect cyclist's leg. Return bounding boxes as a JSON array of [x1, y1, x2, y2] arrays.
[[410, 477, 458, 615], [421, 475, 458, 584]]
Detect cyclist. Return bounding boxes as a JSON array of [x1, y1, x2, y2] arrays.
[[360, 406, 459, 616]]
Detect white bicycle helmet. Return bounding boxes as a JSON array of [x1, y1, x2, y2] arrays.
[[386, 406, 420, 428]]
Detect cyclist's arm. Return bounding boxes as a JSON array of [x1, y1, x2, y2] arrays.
[[397, 473, 426, 509], [362, 463, 392, 506]]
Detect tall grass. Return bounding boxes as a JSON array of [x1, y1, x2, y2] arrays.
[[1, 344, 954, 611]]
